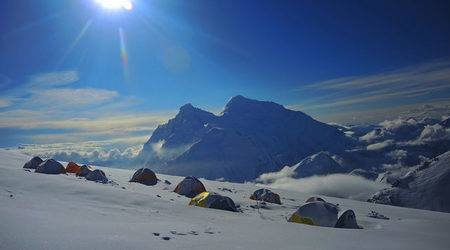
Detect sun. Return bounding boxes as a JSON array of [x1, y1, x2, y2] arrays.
[[95, 0, 133, 11]]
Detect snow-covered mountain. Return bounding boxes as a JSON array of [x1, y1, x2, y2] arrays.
[[369, 151, 450, 213], [139, 95, 352, 182], [1, 149, 450, 250], [292, 151, 346, 178]]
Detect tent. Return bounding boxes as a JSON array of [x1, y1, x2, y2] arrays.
[[76, 165, 93, 177], [335, 210, 362, 229], [35, 159, 66, 175], [173, 176, 206, 198], [288, 201, 339, 227], [189, 192, 237, 212], [305, 196, 326, 203], [23, 156, 43, 169], [129, 168, 158, 186], [66, 162, 82, 174], [250, 188, 281, 204], [85, 169, 108, 183]]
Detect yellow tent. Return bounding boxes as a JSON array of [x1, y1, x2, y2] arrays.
[[189, 191, 210, 207], [288, 213, 315, 225], [189, 191, 237, 212], [288, 201, 339, 227]]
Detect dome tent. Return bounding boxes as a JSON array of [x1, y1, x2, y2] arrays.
[[76, 165, 93, 177], [66, 162, 82, 174], [35, 159, 66, 175], [86, 169, 108, 183], [23, 156, 43, 169], [335, 210, 362, 229], [130, 168, 158, 186], [288, 201, 339, 227], [250, 188, 281, 204], [189, 192, 237, 212], [174, 176, 206, 198], [305, 196, 326, 203]]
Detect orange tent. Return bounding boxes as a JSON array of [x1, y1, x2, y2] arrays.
[[66, 162, 82, 174]]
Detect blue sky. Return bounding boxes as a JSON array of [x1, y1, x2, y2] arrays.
[[1, 0, 450, 154]]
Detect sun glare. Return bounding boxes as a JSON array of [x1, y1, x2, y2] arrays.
[[95, 0, 133, 11]]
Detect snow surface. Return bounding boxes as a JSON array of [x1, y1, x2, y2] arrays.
[[1, 149, 450, 250], [370, 151, 450, 213]]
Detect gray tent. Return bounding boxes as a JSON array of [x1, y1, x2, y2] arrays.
[[76, 165, 93, 177], [130, 168, 158, 186], [288, 201, 339, 227], [86, 169, 108, 183], [174, 176, 206, 198], [189, 192, 237, 212], [23, 156, 43, 169], [250, 188, 281, 204], [335, 210, 362, 229], [35, 159, 65, 174]]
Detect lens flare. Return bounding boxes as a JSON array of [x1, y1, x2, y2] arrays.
[[119, 28, 129, 80], [95, 0, 133, 11]]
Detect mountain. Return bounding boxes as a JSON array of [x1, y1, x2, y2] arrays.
[[139, 95, 353, 182], [369, 151, 450, 213], [292, 151, 346, 178]]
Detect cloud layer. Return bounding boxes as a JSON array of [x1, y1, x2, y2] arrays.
[[290, 60, 450, 124], [259, 174, 387, 201]]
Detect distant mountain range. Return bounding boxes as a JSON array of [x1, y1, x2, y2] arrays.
[[138, 95, 353, 182]]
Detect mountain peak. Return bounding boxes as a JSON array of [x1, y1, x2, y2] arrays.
[[180, 103, 195, 111], [223, 95, 285, 115]]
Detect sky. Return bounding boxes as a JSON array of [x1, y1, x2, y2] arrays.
[[1, 0, 450, 157]]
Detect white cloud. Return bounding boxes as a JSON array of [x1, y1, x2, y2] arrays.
[[387, 149, 408, 161], [29, 88, 118, 107], [258, 174, 388, 201], [15, 139, 145, 167], [26, 70, 79, 89], [366, 140, 395, 151], [379, 118, 418, 131], [0, 99, 11, 108], [257, 166, 296, 182], [416, 124, 450, 143], [303, 60, 450, 91], [289, 60, 450, 124]]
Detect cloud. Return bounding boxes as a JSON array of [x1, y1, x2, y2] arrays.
[[387, 149, 408, 161], [257, 166, 296, 182], [415, 124, 450, 144], [290, 60, 450, 124], [303, 60, 450, 91], [0, 112, 169, 132], [301, 99, 450, 124], [258, 174, 388, 201], [0, 99, 11, 108], [15, 139, 146, 167], [29, 88, 118, 107], [26, 70, 79, 89], [366, 140, 395, 150]]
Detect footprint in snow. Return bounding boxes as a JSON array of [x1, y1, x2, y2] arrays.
[[161, 236, 171, 241], [170, 230, 187, 235]]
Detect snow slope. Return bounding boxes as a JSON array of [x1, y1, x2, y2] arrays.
[[1, 149, 450, 250], [370, 151, 450, 213]]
